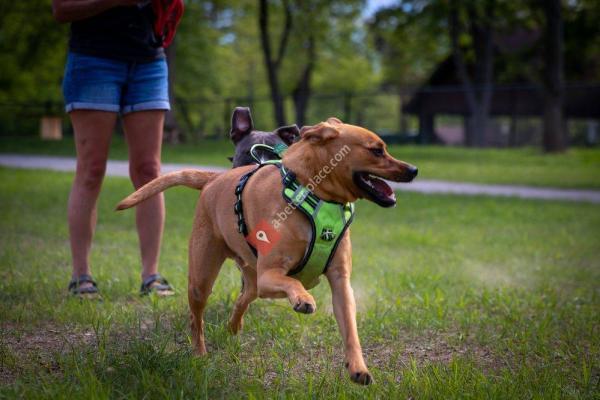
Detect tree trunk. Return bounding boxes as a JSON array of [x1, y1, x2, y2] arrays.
[[292, 34, 315, 126], [465, 106, 487, 147], [258, 0, 292, 126], [418, 112, 434, 144], [398, 91, 407, 136], [449, 0, 495, 147], [164, 39, 182, 144], [343, 93, 353, 124], [509, 114, 518, 147], [542, 0, 566, 152]]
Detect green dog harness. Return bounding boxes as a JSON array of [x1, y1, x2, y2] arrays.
[[234, 145, 355, 289]]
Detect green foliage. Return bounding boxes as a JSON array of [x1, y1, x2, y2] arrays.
[[370, 0, 600, 87], [563, 0, 600, 81], [0, 0, 67, 134], [0, 0, 598, 139], [369, 1, 449, 86], [0, 0, 67, 103], [172, 0, 377, 133]]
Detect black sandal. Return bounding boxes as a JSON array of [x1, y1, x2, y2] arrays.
[[68, 274, 99, 298], [140, 274, 174, 296]]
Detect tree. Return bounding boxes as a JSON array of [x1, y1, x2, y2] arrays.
[[0, 0, 66, 104], [170, 0, 246, 139], [370, 2, 449, 87], [164, 39, 182, 143], [370, 2, 449, 138], [449, 0, 496, 147], [0, 0, 67, 135], [291, 32, 315, 126], [541, 0, 566, 152], [258, 0, 368, 127], [258, 0, 292, 126]]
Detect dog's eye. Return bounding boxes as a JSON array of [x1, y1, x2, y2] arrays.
[[370, 148, 384, 157]]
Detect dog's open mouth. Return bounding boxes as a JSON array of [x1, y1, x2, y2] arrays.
[[353, 172, 396, 207]]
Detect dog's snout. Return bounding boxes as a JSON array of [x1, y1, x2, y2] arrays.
[[390, 162, 418, 183], [397, 163, 418, 182], [408, 165, 418, 178]]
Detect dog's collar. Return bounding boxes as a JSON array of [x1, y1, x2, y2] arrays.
[[249, 143, 289, 164], [234, 160, 354, 289]]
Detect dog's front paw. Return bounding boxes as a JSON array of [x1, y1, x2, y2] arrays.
[[350, 370, 373, 385], [292, 294, 316, 314], [345, 361, 373, 385]]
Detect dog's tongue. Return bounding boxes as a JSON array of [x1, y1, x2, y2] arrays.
[[371, 177, 393, 196]]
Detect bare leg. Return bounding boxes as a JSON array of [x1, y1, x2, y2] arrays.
[[122, 110, 166, 285], [68, 110, 117, 289], [228, 265, 257, 334]]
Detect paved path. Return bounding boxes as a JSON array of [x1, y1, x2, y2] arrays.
[[1, 154, 599, 204]]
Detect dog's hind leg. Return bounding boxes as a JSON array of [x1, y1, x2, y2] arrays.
[[227, 264, 257, 334], [188, 215, 227, 355]]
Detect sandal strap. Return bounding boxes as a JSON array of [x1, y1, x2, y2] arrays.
[[68, 274, 97, 291], [72, 285, 99, 294], [140, 274, 172, 294]]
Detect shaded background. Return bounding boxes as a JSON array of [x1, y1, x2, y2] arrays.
[[0, 0, 598, 151], [1, 2, 599, 398]]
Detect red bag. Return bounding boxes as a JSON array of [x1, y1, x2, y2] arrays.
[[152, 0, 184, 47]]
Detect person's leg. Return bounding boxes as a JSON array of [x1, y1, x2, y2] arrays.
[[122, 110, 167, 287], [69, 110, 117, 288]]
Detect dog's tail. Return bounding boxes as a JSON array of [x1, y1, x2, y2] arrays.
[[116, 170, 219, 210]]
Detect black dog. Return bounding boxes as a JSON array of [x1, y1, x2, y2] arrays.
[[229, 107, 300, 167]]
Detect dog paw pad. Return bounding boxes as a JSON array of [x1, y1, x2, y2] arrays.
[[293, 302, 315, 314], [350, 371, 373, 385]]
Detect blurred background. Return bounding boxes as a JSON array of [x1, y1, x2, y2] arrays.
[[0, 0, 598, 151]]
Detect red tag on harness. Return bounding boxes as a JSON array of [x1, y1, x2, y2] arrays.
[[246, 219, 281, 256]]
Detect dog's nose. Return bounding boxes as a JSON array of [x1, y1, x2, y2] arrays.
[[408, 165, 418, 178]]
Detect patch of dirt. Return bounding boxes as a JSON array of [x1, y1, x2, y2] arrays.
[[236, 328, 505, 388], [0, 314, 188, 386], [2, 322, 96, 353], [365, 330, 504, 375], [1, 320, 505, 388], [0, 322, 97, 385]]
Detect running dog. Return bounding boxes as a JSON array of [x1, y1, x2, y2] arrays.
[[117, 118, 417, 385]]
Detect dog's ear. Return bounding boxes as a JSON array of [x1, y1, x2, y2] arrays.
[[300, 122, 340, 143], [230, 107, 254, 144], [327, 117, 343, 125], [275, 124, 300, 145]]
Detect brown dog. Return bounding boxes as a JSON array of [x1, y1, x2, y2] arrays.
[[117, 118, 417, 385]]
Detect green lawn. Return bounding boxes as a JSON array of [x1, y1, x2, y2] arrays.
[[2, 136, 600, 189], [1, 167, 598, 398]]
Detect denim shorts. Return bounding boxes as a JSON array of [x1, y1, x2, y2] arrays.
[[62, 52, 170, 114]]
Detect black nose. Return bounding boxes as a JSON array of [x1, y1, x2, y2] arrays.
[[408, 165, 418, 178]]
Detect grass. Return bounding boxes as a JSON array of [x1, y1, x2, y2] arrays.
[[0, 167, 599, 398], [2, 136, 600, 189]]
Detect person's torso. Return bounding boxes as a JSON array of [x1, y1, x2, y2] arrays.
[[69, 3, 164, 62]]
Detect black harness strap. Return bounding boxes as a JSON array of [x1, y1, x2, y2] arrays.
[[234, 163, 275, 256]]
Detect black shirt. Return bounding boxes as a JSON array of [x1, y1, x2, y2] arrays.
[[69, 3, 164, 62]]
